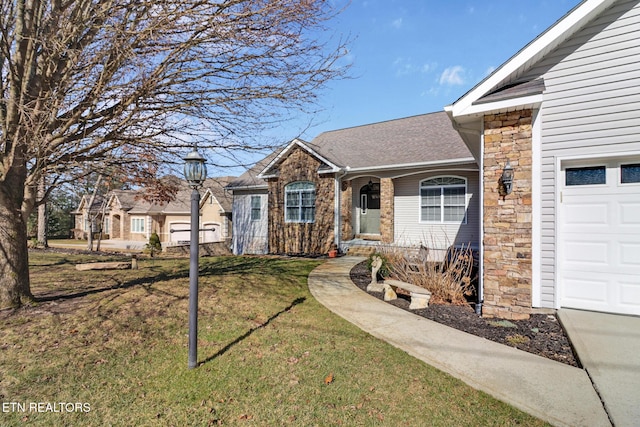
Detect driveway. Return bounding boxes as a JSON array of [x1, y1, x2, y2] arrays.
[[558, 309, 640, 427]]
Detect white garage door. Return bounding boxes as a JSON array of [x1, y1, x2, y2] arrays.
[[559, 159, 640, 315], [170, 222, 191, 244], [202, 223, 221, 242]]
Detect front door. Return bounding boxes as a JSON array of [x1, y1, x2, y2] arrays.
[[359, 182, 380, 234]]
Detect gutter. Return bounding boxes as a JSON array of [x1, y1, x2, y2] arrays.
[[342, 157, 477, 174]]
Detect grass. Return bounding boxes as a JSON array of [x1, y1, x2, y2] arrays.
[[0, 251, 548, 426]]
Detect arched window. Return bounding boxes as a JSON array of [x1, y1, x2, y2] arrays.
[[420, 176, 467, 223], [285, 182, 315, 223]]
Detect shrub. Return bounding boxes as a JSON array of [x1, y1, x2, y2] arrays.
[[145, 232, 162, 257]]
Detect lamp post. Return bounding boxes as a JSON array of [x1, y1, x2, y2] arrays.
[[183, 144, 207, 369]]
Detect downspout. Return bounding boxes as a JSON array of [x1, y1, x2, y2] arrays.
[[334, 167, 349, 252], [477, 124, 485, 316]]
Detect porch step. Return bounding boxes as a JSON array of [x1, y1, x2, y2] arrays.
[[345, 245, 379, 257]]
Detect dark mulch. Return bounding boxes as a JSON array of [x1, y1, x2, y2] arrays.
[[350, 261, 579, 367]]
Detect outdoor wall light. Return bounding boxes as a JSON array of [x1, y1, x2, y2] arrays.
[[500, 160, 514, 199], [183, 144, 207, 189]]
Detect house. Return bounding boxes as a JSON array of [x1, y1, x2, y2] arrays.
[[71, 194, 107, 239], [72, 177, 234, 246], [227, 112, 480, 259], [446, 0, 640, 318]]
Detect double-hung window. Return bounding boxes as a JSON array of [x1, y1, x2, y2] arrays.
[[131, 217, 145, 233], [420, 177, 467, 223], [250, 195, 262, 221], [285, 182, 315, 223]]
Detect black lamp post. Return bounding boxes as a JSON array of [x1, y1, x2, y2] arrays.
[[183, 144, 207, 369]]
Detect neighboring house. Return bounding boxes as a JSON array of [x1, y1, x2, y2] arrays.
[[71, 194, 106, 239], [227, 112, 479, 258], [446, 0, 640, 318], [72, 177, 234, 246]]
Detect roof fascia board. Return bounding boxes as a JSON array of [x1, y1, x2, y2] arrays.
[[225, 184, 269, 191], [257, 138, 340, 178], [448, 0, 613, 118], [344, 157, 477, 174], [461, 94, 544, 117]]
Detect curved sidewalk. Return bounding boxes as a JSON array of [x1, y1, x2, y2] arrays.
[[308, 256, 610, 427]]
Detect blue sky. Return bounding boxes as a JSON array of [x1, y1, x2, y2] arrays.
[[216, 0, 582, 174]]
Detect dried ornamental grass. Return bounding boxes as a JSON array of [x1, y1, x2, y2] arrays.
[[379, 243, 476, 304]]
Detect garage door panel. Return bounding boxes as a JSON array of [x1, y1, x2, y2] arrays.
[[563, 202, 608, 225], [621, 243, 640, 266], [563, 240, 609, 264], [563, 276, 609, 304], [620, 281, 640, 306], [620, 202, 640, 225]]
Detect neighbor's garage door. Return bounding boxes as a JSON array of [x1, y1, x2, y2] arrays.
[[559, 159, 640, 316], [170, 222, 191, 243]]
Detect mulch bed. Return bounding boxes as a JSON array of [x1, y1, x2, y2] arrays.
[[349, 261, 579, 367]]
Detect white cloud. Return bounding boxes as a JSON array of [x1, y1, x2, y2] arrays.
[[439, 66, 465, 85], [391, 17, 403, 29], [393, 57, 434, 77]]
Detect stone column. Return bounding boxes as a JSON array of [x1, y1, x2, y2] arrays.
[[380, 178, 394, 244], [340, 180, 354, 241], [482, 110, 533, 320]]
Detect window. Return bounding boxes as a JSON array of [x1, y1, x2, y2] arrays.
[[621, 163, 640, 184], [131, 217, 145, 233], [420, 177, 467, 223], [565, 166, 606, 186], [250, 196, 261, 221], [285, 182, 315, 223]]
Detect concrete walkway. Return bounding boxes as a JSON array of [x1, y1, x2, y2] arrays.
[[308, 256, 612, 427]]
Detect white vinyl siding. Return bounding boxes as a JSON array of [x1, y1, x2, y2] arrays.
[[392, 169, 479, 253], [232, 191, 268, 255], [521, 0, 640, 309]]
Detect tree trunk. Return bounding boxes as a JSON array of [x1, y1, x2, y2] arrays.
[[0, 182, 33, 309]]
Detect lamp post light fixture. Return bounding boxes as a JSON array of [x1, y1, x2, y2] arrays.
[[183, 144, 207, 369], [500, 160, 514, 199]]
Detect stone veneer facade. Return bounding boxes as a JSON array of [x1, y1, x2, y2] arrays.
[[482, 109, 533, 319], [267, 146, 335, 255], [379, 178, 394, 244]]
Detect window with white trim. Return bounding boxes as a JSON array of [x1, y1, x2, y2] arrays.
[[420, 177, 467, 223], [131, 217, 145, 233], [250, 195, 261, 221], [285, 182, 315, 223]]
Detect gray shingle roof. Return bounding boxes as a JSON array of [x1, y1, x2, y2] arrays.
[[306, 111, 473, 170], [227, 151, 278, 189], [227, 111, 474, 190]]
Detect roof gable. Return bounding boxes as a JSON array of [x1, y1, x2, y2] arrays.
[[446, 0, 616, 118], [258, 138, 339, 178]]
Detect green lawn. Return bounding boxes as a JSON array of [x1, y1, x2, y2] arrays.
[[0, 252, 548, 426]]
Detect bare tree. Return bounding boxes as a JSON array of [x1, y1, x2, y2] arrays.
[[0, 0, 349, 308]]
